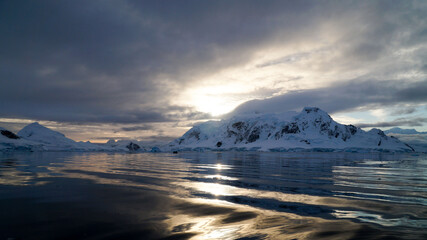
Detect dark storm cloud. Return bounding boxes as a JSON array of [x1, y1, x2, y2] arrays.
[[1, 0, 426, 126], [391, 108, 417, 116], [121, 126, 153, 132], [0, 0, 321, 123], [357, 117, 427, 128], [230, 79, 427, 116]]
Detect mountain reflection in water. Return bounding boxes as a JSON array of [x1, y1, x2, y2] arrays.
[[0, 152, 426, 239]]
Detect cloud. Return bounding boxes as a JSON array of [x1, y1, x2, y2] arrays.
[[0, 0, 324, 123], [256, 51, 314, 68], [120, 125, 154, 132], [391, 107, 417, 116], [356, 117, 427, 128], [229, 79, 427, 116]]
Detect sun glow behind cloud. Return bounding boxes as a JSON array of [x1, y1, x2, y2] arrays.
[[183, 84, 248, 116], [178, 43, 343, 116]]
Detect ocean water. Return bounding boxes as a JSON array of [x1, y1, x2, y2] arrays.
[[0, 152, 426, 240]]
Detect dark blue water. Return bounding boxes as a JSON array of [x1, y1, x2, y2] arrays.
[[0, 152, 426, 239]]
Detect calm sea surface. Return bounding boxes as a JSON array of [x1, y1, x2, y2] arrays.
[[0, 152, 426, 240]]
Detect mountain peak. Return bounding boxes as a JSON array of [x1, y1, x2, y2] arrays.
[[18, 122, 68, 142], [22, 122, 51, 132], [302, 107, 320, 113], [300, 107, 330, 117], [294, 107, 333, 125]]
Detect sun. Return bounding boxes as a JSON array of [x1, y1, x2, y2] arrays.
[[182, 85, 247, 117], [192, 94, 239, 116]]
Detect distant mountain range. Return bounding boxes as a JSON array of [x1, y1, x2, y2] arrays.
[[0, 122, 146, 152], [384, 127, 427, 135]]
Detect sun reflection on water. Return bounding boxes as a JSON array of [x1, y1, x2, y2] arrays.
[[204, 174, 238, 181], [1, 152, 427, 239], [201, 225, 242, 240]]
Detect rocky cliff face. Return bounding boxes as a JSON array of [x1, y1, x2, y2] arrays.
[[169, 107, 414, 152], [0, 127, 42, 152], [0, 128, 20, 139]]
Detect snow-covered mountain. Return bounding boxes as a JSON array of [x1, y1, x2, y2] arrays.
[[0, 126, 43, 152], [0, 122, 146, 152], [168, 107, 415, 152], [16, 122, 102, 151]]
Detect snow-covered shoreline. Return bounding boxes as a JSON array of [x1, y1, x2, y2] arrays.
[[1, 107, 424, 153], [0, 123, 149, 153]]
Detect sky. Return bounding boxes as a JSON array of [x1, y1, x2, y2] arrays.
[[1, 0, 427, 142]]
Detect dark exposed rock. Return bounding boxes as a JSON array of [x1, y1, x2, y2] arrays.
[[322, 124, 354, 142], [232, 121, 245, 130], [274, 131, 281, 140], [227, 128, 237, 137], [376, 129, 387, 137], [304, 107, 319, 113], [281, 123, 300, 134], [404, 143, 415, 152], [126, 142, 140, 151], [348, 125, 357, 135], [1, 130, 20, 139], [151, 147, 161, 152], [188, 130, 200, 140], [342, 134, 349, 142], [378, 140, 381, 146], [300, 121, 309, 131], [274, 122, 300, 139], [216, 141, 222, 147], [300, 140, 310, 145], [247, 127, 260, 143], [227, 122, 252, 143], [173, 151, 178, 154], [320, 122, 330, 131]]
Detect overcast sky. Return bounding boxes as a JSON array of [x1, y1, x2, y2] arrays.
[[1, 0, 426, 142]]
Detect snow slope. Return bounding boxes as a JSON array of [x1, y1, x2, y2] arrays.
[[0, 122, 148, 152], [168, 107, 415, 152], [0, 123, 148, 152], [16, 122, 104, 151], [0, 127, 44, 152]]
